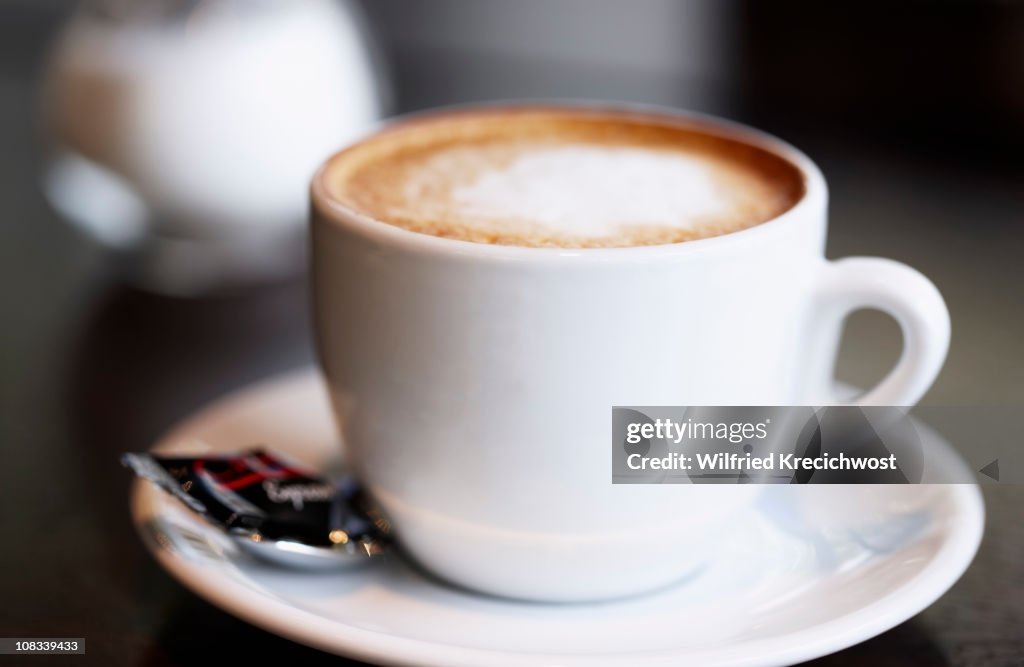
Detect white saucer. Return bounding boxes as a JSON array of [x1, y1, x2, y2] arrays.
[[131, 369, 984, 667]]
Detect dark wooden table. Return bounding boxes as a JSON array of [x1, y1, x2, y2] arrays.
[[2, 5, 1023, 666], [3, 278, 1024, 667], [0, 277, 1021, 667]]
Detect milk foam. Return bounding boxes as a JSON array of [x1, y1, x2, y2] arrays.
[[448, 146, 730, 236], [326, 108, 804, 247]]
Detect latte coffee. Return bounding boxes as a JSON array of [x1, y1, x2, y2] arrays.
[[313, 105, 950, 601], [321, 107, 805, 248]]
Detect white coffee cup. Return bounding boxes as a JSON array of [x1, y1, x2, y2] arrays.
[[311, 104, 950, 602]]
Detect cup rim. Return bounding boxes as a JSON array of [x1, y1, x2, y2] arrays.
[[311, 101, 828, 263]]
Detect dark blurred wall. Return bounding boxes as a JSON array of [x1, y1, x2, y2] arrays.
[[6, 0, 1022, 162], [357, 0, 1024, 169], [359, 0, 740, 113], [739, 2, 1024, 164]]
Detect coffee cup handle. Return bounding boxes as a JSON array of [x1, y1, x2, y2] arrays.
[[805, 257, 950, 406]]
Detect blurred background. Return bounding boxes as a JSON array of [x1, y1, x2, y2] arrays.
[[1, 1, 1022, 664]]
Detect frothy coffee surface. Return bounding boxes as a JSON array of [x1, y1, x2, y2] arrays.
[[323, 108, 804, 247]]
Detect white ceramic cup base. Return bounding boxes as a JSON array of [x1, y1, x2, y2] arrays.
[[381, 483, 753, 602]]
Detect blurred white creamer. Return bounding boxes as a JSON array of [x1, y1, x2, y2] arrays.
[[41, 0, 385, 293]]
